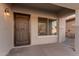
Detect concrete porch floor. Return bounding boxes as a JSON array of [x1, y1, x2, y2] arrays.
[[7, 43, 79, 56]]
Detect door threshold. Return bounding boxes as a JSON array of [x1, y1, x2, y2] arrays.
[[13, 44, 32, 48]]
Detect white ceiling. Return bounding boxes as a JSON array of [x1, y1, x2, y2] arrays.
[[54, 3, 79, 10]]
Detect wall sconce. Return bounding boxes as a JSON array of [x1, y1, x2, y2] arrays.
[[4, 8, 10, 16]]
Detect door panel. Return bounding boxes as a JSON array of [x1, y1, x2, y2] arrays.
[[66, 19, 75, 38], [14, 13, 30, 46]]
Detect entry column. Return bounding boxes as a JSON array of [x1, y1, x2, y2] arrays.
[[59, 17, 66, 43], [75, 10, 79, 52]]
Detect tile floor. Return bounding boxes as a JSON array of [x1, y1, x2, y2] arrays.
[[63, 37, 74, 47], [7, 43, 79, 56]]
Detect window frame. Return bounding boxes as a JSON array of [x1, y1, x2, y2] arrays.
[[38, 17, 58, 36]]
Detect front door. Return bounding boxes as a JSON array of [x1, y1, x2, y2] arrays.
[[14, 13, 30, 46]]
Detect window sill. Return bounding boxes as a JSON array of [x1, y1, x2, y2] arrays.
[[38, 35, 57, 38]]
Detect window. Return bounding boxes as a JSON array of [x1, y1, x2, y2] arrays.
[[38, 18, 47, 35], [49, 19, 57, 35], [38, 17, 57, 35]]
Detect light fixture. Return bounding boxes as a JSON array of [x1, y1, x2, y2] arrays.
[[4, 8, 10, 16]]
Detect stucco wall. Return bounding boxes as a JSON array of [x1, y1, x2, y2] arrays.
[[0, 4, 13, 55], [59, 17, 66, 42], [75, 10, 79, 51], [12, 5, 58, 45]]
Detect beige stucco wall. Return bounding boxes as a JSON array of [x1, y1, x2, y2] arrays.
[[0, 4, 14, 55], [75, 10, 79, 52], [12, 5, 58, 45], [59, 17, 66, 42]]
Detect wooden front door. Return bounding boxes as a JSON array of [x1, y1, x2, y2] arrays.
[[14, 13, 30, 46]]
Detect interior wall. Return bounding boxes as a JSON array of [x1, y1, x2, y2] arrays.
[[0, 4, 14, 55], [12, 5, 58, 45]]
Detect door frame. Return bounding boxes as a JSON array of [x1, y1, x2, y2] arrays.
[[14, 12, 31, 47], [65, 17, 75, 51]]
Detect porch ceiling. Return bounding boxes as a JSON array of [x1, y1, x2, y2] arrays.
[[54, 3, 79, 10], [12, 3, 75, 17]]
